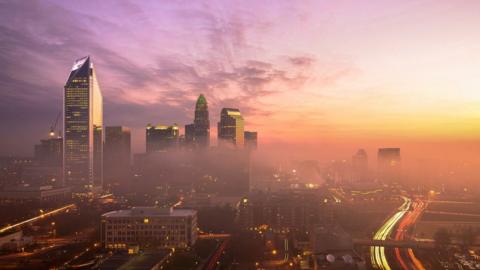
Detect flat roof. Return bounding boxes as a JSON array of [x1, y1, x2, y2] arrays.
[[102, 207, 196, 218]]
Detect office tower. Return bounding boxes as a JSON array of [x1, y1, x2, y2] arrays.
[[34, 136, 63, 167], [25, 135, 64, 186], [185, 123, 195, 146], [193, 94, 210, 148], [64, 56, 103, 193], [146, 124, 179, 152], [104, 126, 131, 186], [352, 149, 368, 182], [377, 148, 401, 183], [217, 108, 244, 148], [244, 131, 258, 150]]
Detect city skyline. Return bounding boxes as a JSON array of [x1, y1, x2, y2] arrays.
[[1, 1, 480, 163], [1, 2, 480, 269]]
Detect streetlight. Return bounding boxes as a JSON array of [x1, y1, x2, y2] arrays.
[[51, 222, 56, 238]]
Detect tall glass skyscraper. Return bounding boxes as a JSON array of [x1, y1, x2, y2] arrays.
[[63, 56, 103, 194], [217, 108, 244, 148], [193, 94, 210, 148]]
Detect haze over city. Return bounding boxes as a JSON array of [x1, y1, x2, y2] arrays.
[[2, 1, 480, 163], [1, 1, 480, 270]]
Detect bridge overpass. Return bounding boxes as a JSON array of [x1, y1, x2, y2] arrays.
[[353, 238, 435, 249]]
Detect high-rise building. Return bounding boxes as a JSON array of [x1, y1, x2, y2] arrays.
[[193, 94, 210, 148], [184, 123, 195, 146], [352, 149, 368, 182], [217, 108, 244, 148], [104, 126, 131, 186], [244, 131, 258, 150], [377, 148, 401, 183], [34, 136, 63, 167], [64, 56, 103, 193], [23, 134, 64, 186], [146, 124, 179, 153]]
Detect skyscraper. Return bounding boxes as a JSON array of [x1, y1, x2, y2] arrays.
[[377, 148, 401, 183], [146, 124, 179, 152], [244, 131, 258, 150], [352, 149, 368, 182], [20, 134, 64, 187], [217, 108, 244, 148], [104, 126, 131, 186], [184, 123, 195, 146], [193, 94, 210, 148], [64, 56, 103, 193], [34, 136, 63, 167]]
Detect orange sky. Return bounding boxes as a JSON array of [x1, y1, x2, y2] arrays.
[[1, 0, 479, 165]]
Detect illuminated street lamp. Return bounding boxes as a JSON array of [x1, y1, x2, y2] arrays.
[[51, 222, 56, 238]]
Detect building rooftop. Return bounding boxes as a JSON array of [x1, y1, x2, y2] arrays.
[[146, 124, 179, 130], [66, 56, 91, 85], [1, 185, 70, 192], [102, 207, 196, 218], [313, 249, 365, 270], [196, 94, 208, 107], [221, 108, 242, 117]]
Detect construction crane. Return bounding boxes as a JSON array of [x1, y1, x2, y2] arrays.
[[49, 112, 61, 137]]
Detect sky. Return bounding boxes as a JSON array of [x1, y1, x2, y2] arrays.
[[1, 0, 480, 163]]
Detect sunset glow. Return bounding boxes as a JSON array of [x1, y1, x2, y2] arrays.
[[1, 0, 480, 161]]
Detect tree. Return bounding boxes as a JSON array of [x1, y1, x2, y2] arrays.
[[434, 228, 451, 250]]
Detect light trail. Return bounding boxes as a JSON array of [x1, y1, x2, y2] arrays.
[[392, 199, 427, 270], [0, 204, 76, 233], [99, 193, 113, 199], [394, 209, 414, 270], [408, 248, 426, 270], [371, 196, 410, 270]]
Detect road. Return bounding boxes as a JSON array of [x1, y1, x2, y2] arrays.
[[370, 196, 411, 270], [202, 238, 230, 270], [393, 199, 426, 270], [0, 203, 76, 233], [371, 196, 428, 270]]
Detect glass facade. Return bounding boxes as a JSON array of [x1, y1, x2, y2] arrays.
[[217, 108, 244, 148], [64, 56, 103, 193]]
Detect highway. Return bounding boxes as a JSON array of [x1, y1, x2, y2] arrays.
[[393, 199, 426, 270], [370, 196, 428, 270], [0, 204, 76, 233], [370, 196, 411, 270]]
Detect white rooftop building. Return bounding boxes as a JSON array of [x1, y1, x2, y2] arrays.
[[101, 207, 197, 249]]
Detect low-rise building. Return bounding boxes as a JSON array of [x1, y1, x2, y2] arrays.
[[0, 185, 71, 203], [101, 207, 197, 249]]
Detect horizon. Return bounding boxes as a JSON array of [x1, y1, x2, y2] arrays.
[[2, 2, 480, 269], [1, 0, 480, 163]]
